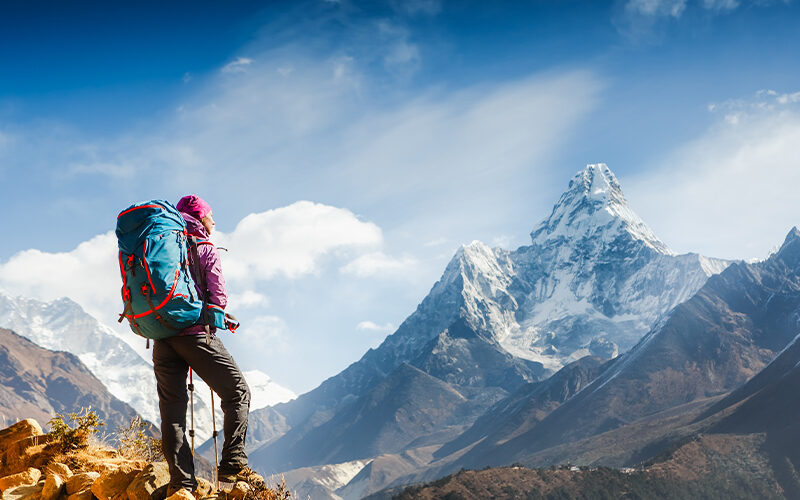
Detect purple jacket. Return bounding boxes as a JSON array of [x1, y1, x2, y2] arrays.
[[180, 212, 227, 334]]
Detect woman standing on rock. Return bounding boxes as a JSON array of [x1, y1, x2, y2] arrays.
[[152, 195, 252, 494]]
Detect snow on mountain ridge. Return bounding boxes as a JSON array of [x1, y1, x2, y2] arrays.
[[531, 163, 672, 255], [426, 164, 731, 375]]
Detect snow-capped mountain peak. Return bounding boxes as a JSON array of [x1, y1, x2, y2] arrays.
[[0, 290, 295, 443], [531, 163, 672, 255]]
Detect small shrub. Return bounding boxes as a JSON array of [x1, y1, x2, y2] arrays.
[[114, 416, 163, 461], [239, 471, 295, 500], [48, 408, 105, 452]]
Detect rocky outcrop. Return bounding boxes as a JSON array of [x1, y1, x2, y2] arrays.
[[41, 473, 65, 500], [91, 463, 144, 500], [65, 472, 99, 496], [0, 420, 46, 476], [0, 418, 285, 500], [0, 469, 41, 491], [126, 462, 170, 500]]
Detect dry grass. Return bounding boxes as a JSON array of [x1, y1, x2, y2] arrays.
[[239, 471, 296, 500]]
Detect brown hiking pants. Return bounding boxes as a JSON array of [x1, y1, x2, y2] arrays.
[[153, 334, 250, 490]]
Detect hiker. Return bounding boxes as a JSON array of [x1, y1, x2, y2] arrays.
[[152, 195, 252, 494]]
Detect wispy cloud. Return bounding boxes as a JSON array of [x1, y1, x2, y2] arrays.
[[356, 320, 394, 332], [615, 0, 789, 38], [701, 0, 740, 11], [625, 0, 687, 18], [627, 89, 800, 260], [340, 252, 417, 278], [221, 57, 254, 74], [228, 290, 270, 309], [67, 161, 135, 179], [376, 20, 421, 76], [424, 237, 448, 247]]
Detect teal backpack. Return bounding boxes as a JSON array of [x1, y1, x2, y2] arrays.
[[116, 200, 204, 341]]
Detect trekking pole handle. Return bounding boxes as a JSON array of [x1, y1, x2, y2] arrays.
[[225, 312, 240, 333]]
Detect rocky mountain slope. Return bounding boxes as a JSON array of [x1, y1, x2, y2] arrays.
[[432, 227, 800, 475], [0, 328, 138, 432], [250, 164, 730, 488], [369, 448, 782, 500]]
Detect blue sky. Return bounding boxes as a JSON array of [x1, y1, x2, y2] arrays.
[[1, 0, 799, 393]]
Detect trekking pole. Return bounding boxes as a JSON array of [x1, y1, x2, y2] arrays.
[[211, 389, 220, 490], [189, 368, 195, 456]]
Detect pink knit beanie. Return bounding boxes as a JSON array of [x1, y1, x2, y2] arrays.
[[176, 195, 212, 220]]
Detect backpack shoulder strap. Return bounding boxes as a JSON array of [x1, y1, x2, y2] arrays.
[[187, 234, 213, 343]]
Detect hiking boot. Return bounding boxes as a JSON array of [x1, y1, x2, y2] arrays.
[[217, 465, 265, 490]]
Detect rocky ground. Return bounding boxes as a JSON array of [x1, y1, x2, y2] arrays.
[[0, 418, 292, 500]]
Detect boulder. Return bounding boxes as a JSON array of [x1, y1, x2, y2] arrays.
[[0, 421, 45, 476], [226, 482, 250, 500], [91, 463, 142, 500], [1, 482, 44, 500], [0, 421, 42, 449], [66, 472, 100, 496], [41, 473, 65, 500], [164, 489, 194, 500], [194, 478, 213, 498], [125, 462, 169, 500], [43, 463, 72, 482], [0, 418, 48, 474], [0, 468, 42, 491], [66, 490, 94, 500]]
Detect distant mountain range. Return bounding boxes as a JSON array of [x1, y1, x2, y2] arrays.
[[246, 164, 748, 498], [427, 227, 800, 472], [0, 290, 295, 444], [372, 230, 800, 497]]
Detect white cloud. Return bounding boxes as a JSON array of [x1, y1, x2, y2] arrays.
[[239, 315, 291, 353], [0, 232, 120, 325], [0, 202, 404, 354], [228, 290, 270, 309], [216, 201, 384, 282], [356, 320, 394, 332], [627, 92, 800, 260], [221, 57, 254, 74], [340, 252, 417, 278], [775, 91, 800, 105]]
